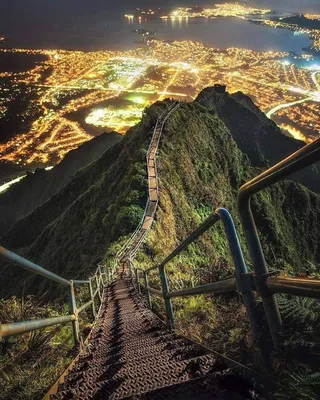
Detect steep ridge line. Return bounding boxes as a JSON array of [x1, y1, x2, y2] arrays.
[[2, 88, 320, 398], [116, 87, 219, 272], [116, 101, 181, 270]]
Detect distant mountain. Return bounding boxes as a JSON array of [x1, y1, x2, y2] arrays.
[[0, 89, 319, 298], [281, 15, 320, 30], [196, 88, 320, 194], [0, 131, 122, 236]]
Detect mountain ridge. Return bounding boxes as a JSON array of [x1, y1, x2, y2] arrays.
[[196, 88, 320, 194], [0, 88, 319, 298]]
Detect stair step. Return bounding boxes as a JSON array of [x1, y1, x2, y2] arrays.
[[119, 370, 256, 400], [87, 330, 181, 351], [58, 354, 217, 400], [63, 345, 212, 389], [75, 334, 192, 369], [53, 278, 258, 400]]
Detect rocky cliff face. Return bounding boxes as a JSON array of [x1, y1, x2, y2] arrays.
[[0, 89, 319, 298]]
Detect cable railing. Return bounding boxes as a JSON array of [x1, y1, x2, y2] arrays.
[[130, 136, 320, 355], [0, 246, 117, 346]]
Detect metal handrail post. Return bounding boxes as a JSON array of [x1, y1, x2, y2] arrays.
[[217, 208, 260, 340], [238, 137, 320, 348], [144, 271, 152, 309], [159, 265, 174, 330], [89, 278, 96, 319], [101, 265, 106, 284], [98, 265, 103, 285], [98, 265, 105, 285], [132, 267, 136, 289], [68, 281, 80, 346], [95, 274, 102, 302], [135, 268, 141, 294], [239, 199, 282, 348]]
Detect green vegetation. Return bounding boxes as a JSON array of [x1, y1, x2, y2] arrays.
[[1, 90, 320, 398], [0, 296, 74, 400], [0, 282, 94, 400], [133, 100, 320, 396]]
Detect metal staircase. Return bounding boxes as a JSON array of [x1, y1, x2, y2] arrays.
[[0, 94, 320, 399], [50, 279, 258, 400]]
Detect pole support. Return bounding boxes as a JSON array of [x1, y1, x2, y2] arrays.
[[68, 280, 80, 346]]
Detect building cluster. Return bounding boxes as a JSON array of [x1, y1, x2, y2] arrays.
[[0, 36, 319, 166], [160, 3, 271, 20], [305, 14, 320, 21], [260, 19, 320, 52]]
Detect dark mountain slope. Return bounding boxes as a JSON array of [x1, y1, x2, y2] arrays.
[[0, 161, 27, 185], [0, 132, 122, 236], [0, 102, 167, 296], [0, 90, 319, 299], [196, 88, 320, 194]]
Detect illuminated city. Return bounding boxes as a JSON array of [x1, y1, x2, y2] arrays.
[[0, 3, 320, 167], [159, 3, 272, 19]]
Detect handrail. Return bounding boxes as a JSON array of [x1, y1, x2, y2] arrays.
[[239, 137, 320, 197], [0, 246, 71, 287], [238, 137, 320, 348], [135, 198, 320, 359], [0, 315, 76, 340], [159, 213, 220, 268], [267, 276, 320, 299], [116, 101, 181, 267], [73, 280, 90, 285], [138, 208, 259, 339], [77, 300, 94, 314], [167, 278, 237, 298], [146, 286, 162, 296], [0, 248, 116, 346]]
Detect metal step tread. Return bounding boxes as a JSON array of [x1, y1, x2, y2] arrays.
[[62, 345, 212, 388], [56, 354, 218, 400], [119, 370, 259, 400], [54, 278, 257, 400]]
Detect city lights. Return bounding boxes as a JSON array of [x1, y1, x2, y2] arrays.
[[1, 1, 320, 167]]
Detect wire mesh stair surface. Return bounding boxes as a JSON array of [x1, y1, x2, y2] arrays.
[[51, 279, 260, 400]]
